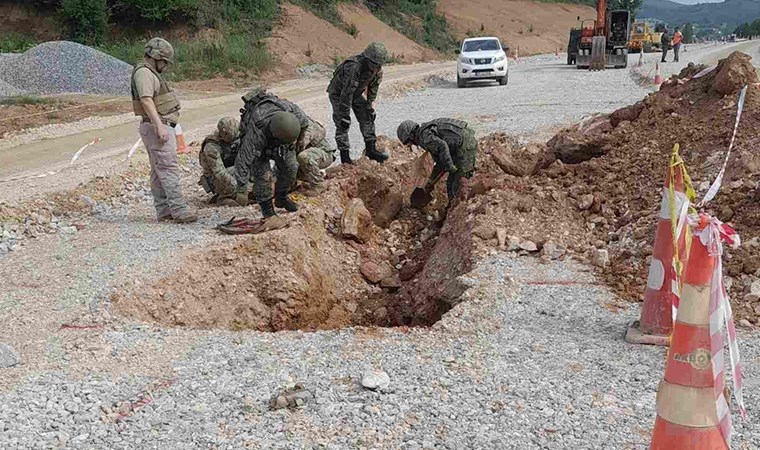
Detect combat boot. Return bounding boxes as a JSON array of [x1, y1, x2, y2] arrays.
[[365, 141, 389, 163], [260, 199, 277, 218], [275, 195, 299, 213], [340, 149, 353, 165]]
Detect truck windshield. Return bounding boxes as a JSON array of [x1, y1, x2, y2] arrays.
[[463, 39, 500, 52], [635, 25, 645, 34]]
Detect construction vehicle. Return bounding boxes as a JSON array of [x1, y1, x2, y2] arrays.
[[576, 0, 631, 70], [567, 27, 582, 65], [627, 22, 663, 53]]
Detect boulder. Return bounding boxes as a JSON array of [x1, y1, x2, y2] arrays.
[[373, 191, 404, 228], [713, 51, 758, 95], [609, 102, 645, 127], [548, 115, 612, 164], [541, 241, 567, 260], [360, 261, 394, 284], [341, 198, 374, 243]]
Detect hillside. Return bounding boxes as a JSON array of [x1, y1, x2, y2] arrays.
[[639, 0, 760, 27], [437, 0, 596, 55]]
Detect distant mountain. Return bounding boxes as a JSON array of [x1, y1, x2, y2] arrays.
[[639, 0, 760, 27]]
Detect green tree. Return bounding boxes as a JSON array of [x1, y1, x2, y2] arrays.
[[60, 0, 108, 44], [610, 0, 643, 16], [683, 23, 694, 43]]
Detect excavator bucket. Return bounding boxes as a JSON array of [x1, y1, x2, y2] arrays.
[[589, 36, 606, 71]]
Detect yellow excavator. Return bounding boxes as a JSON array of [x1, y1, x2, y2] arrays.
[[627, 22, 663, 53]]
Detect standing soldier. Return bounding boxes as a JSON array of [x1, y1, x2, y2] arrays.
[[198, 117, 245, 206], [660, 28, 671, 63], [327, 42, 390, 165], [396, 118, 477, 205], [234, 88, 306, 218], [131, 37, 197, 223]]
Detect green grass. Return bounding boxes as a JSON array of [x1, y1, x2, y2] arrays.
[[289, 0, 355, 34], [0, 32, 37, 53], [100, 32, 273, 81], [0, 95, 57, 106], [367, 0, 458, 54]]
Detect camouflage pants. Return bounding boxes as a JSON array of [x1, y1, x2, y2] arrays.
[[427, 128, 478, 201], [139, 122, 190, 218], [297, 120, 335, 187], [198, 145, 237, 199], [251, 147, 299, 203], [329, 92, 376, 155]]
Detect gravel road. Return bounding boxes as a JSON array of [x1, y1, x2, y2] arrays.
[[1, 43, 759, 449]]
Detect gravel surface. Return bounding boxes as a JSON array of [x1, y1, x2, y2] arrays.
[[1, 251, 757, 449], [1, 45, 759, 449], [0, 41, 132, 97]]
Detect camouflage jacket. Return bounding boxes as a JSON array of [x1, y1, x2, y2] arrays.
[[327, 55, 383, 111], [234, 92, 310, 187], [201, 136, 238, 169], [412, 118, 470, 172]]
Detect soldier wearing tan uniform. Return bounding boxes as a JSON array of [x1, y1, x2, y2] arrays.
[[131, 37, 197, 223]]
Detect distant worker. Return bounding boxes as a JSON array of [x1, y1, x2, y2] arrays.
[[327, 42, 390, 165], [234, 88, 306, 218], [131, 37, 197, 223], [295, 118, 335, 195], [396, 118, 477, 205], [199, 117, 244, 206], [660, 28, 671, 63], [672, 27, 683, 62]]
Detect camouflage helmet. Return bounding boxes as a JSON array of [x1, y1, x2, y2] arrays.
[[217, 117, 240, 143], [145, 38, 175, 63], [269, 111, 301, 143], [362, 42, 388, 65], [397, 120, 418, 145]]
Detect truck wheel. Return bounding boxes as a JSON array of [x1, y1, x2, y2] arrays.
[[457, 75, 465, 88], [567, 53, 572, 65], [499, 73, 508, 85]]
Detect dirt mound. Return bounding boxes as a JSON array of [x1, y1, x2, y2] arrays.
[[266, 3, 439, 78], [544, 51, 760, 324], [438, 0, 595, 55], [113, 137, 481, 331]]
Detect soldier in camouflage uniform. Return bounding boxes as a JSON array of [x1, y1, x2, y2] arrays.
[[234, 88, 308, 218], [198, 117, 245, 206], [295, 118, 334, 194], [396, 118, 478, 203], [327, 42, 389, 165]]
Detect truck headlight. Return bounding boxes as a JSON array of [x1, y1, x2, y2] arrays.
[[494, 54, 506, 62], [459, 56, 473, 64]]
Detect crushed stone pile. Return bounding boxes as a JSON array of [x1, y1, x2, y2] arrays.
[[0, 41, 132, 97], [539, 51, 760, 325]]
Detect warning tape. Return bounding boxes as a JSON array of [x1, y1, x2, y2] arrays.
[[70, 137, 101, 164], [698, 85, 748, 207]]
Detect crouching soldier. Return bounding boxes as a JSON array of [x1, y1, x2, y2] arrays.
[[234, 88, 306, 218], [396, 118, 477, 204], [295, 118, 335, 195], [199, 117, 245, 206]]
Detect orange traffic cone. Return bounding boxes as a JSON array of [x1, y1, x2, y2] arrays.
[[654, 62, 664, 86], [175, 123, 189, 154], [626, 148, 691, 346], [650, 214, 745, 449]]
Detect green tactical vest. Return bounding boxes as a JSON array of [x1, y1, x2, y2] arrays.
[[131, 63, 181, 119]]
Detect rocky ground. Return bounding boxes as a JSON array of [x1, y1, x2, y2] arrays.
[[1, 45, 760, 449]]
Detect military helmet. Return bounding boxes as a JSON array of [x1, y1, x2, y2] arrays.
[[217, 117, 240, 143], [145, 38, 175, 63], [397, 120, 418, 145], [362, 42, 388, 65], [269, 111, 301, 143]]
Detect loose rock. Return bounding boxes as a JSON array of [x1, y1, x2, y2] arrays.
[[0, 344, 20, 368], [361, 370, 390, 390], [341, 198, 374, 243]]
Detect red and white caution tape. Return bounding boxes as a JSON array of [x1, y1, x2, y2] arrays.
[[126, 138, 142, 160], [691, 215, 746, 446], [70, 137, 101, 165], [698, 85, 748, 206]]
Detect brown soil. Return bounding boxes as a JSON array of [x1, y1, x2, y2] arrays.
[[266, 2, 440, 79], [112, 137, 477, 331], [0, 3, 61, 42], [0, 96, 132, 138], [438, 0, 595, 56], [541, 52, 760, 325]]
